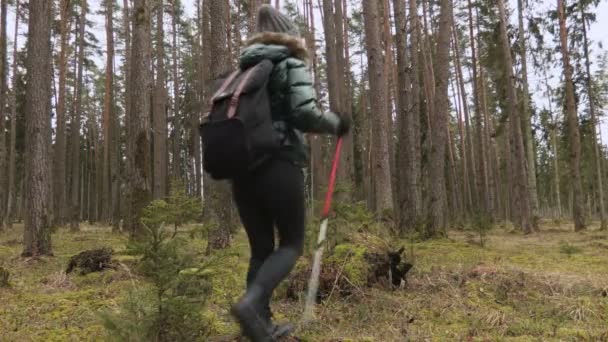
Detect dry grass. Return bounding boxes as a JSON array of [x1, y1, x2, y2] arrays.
[[1, 222, 607, 341]]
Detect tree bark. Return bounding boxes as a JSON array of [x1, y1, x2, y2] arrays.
[[127, 0, 153, 238], [580, 3, 605, 230], [557, 0, 585, 231], [23, 0, 53, 256], [452, 27, 477, 214], [333, 0, 353, 189], [497, 0, 532, 233], [393, 0, 420, 232], [426, 0, 452, 237], [103, 0, 118, 225], [153, 0, 168, 200], [517, 0, 539, 227], [70, 0, 87, 232], [51, 0, 71, 228], [171, 0, 181, 182], [466, 0, 489, 216], [0, 0, 7, 231], [5, 0, 19, 229], [206, 0, 235, 251], [362, 0, 393, 214]]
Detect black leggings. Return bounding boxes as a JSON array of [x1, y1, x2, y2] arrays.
[[232, 159, 305, 318]]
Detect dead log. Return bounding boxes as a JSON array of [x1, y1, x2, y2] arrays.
[[66, 248, 114, 275]]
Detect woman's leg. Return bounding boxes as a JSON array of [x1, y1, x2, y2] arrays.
[[248, 160, 305, 302], [232, 179, 275, 320]]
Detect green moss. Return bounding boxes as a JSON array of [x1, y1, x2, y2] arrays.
[[327, 244, 369, 287]]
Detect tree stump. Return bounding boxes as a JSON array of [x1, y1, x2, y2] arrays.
[[66, 247, 114, 275]]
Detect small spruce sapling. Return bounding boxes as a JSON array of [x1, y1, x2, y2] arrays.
[[102, 195, 212, 341], [470, 213, 493, 247], [142, 178, 202, 238]]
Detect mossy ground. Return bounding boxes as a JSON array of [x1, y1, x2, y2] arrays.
[[1, 221, 607, 341]]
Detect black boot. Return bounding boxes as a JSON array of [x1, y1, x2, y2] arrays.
[[231, 285, 275, 342], [263, 307, 295, 340]]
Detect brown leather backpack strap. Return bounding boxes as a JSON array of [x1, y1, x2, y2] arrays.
[[227, 66, 257, 119], [201, 70, 240, 122], [210, 70, 240, 105]]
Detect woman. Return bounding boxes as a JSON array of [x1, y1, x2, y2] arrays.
[[230, 5, 350, 341]]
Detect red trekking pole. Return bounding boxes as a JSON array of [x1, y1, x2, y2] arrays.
[[303, 137, 343, 322]]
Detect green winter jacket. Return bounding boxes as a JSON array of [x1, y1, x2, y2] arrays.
[[239, 32, 341, 166]]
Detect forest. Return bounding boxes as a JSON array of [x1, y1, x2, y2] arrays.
[[1, 0, 608, 340]]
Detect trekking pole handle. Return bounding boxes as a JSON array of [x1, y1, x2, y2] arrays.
[[321, 137, 343, 219]]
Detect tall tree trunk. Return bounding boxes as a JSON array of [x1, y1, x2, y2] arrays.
[[192, 0, 203, 200], [497, 0, 531, 233], [171, 0, 181, 181], [248, 0, 261, 34], [103, 0, 117, 223], [393, 0, 419, 232], [410, 0, 422, 225], [5, 0, 19, 229], [517, 0, 539, 227], [306, 0, 325, 200], [0, 0, 7, 231], [557, 0, 585, 231], [23, 0, 53, 256], [580, 3, 605, 230], [52, 0, 71, 228], [452, 28, 477, 214], [426, 0, 452, 237], [362, 0, 393, 214], [70, 0, 87, 232], [153, 0, 168, 199], [206, 0, 234, 252], [127, 0, 152, 237], [333, 0, 353, 189], [466, 0, 489, 216]]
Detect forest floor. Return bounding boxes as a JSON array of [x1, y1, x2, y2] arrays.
[[1, 221, 608, 341]]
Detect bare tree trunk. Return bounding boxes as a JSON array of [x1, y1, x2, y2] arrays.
[[306, 0, 325, 200], [409, 0, 422, 224], [362, 0, 393, 213], [466, 0, 489, 216], [580, 3, 605, 230], [497, 0, 531, 233], [102, 0, 117, 225], [70, 0, 87, 232], [393, 0, 421, 232], [23, 0, 53, 256], [171, 0, 181, 181], [426, 0, 452, 237], [517, 0, 538, 228], [127, 0, 152, 238], [206, 0, 234, 252], [334, 0, 353, 189], [51, 0, 71, 228], [557, 0, 585, 231], [0, 0, 7, 231], [153, 0, 168, 200], [452, 28, 477, 214], [5, 0, 19, 229]]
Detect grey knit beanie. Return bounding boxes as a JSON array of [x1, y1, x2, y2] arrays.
[[256, 5, 300, 37]]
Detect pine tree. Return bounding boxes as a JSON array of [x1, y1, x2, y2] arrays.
[[557, 0, 585, 231], [497, 0, 532, 233], [5, 0, 20, 229], [23, 0, 53, 256], [127, 0, 153, 238], [153, 0, 168, 200], [362, 0, 393, 214], [426, 0, 452, 237], [70, 0, 87, 232]]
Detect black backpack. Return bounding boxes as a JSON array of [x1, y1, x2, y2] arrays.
[[200, 59, 280, 180]]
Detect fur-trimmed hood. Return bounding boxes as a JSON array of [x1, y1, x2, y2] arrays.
[[239, 32, 309, 69]]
